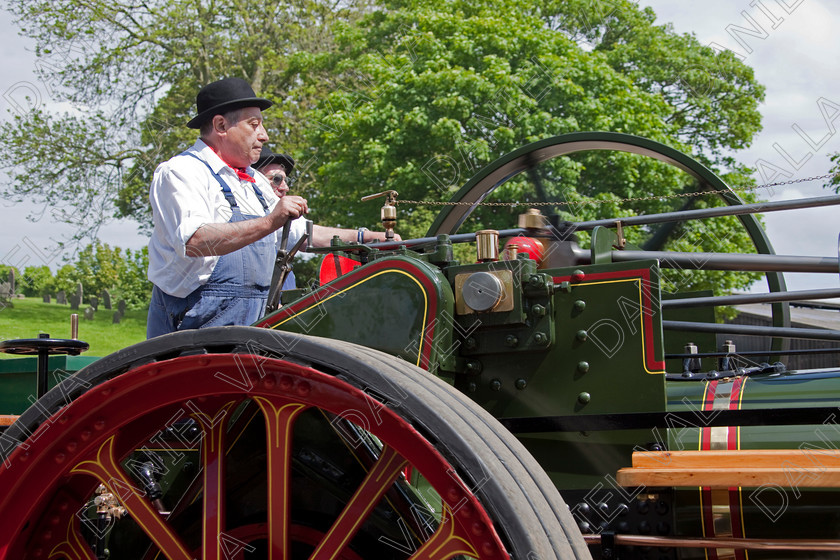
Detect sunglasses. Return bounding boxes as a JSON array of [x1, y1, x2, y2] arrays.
[[268, 173, 292, 188]]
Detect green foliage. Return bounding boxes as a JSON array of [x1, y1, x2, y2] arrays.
[[544, 0, 764, 167], [1, 0, 373, 237], [2, 0, 768, 296], [829, 153, 840, 193], [19, 266, 55, 297], [50, 243, 152, 308], [291, 255, 321, 289], [297, 0, 764, 293], [0, 266, 20, 283]]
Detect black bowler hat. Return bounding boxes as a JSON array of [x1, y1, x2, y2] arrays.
[[187, 77, 273, 129], [254, 145, 295, 172]]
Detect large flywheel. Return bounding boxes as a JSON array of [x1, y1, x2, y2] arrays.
[[0, 327, 590, 559], [426, 131, 791, 342]]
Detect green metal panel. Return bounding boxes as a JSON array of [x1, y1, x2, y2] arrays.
[[261, 256, 457, 373], [448, 259, 667, 490], [0, 355, 100, 414]]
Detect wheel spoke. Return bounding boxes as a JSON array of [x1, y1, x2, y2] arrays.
[[71, 436, 193, 560], [49, 514, 97, 560], [193, 400, 237, 560], [409, 506, 478, 560], [310, 444, 408, 560], [254, 395, 309, 560]]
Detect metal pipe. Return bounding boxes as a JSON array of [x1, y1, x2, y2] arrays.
[[70, 314, 78, 339], [37, 333, 49, 399], [666, 347, 840, 359], [331, 228, 529, 251], [573, 194, 840, 231], [583, 533, 840, 551], [662, 288, 840, 309], [663, 320, 840, 341], [613, 250, 839, 273]]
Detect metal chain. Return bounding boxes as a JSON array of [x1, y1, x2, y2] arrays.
[[395, 171, 840, 208]]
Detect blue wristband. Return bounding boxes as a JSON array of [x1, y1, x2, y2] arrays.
[[357, 227, 369, 244]]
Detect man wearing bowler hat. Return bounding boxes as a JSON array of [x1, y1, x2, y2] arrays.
[[146, 77, 314, 338]]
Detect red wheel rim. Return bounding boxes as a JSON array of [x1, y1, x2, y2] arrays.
[[0, 354, 509, 559]]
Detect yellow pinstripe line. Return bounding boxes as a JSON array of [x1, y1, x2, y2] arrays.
[[271, 269, 430, 367]]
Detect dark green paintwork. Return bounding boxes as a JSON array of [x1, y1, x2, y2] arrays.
[[263, 256, 458, 374], [0, 355, 99, 414]]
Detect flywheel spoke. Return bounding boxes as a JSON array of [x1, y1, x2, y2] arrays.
[[254, 395, 309, 560], [70, 436, 193, 560], [310, 444, 408, 560]]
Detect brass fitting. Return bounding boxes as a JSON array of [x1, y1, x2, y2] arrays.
[[518, 208, 547, 229], [475, 230, 500, 262], [361, 190, 398, 240]]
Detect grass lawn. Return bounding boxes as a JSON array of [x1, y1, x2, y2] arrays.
[[0, 297, 148, 358]]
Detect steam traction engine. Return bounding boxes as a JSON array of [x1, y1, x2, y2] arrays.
[[2, 132, 840, 559]]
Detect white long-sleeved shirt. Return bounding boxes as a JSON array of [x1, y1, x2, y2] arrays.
[[148, 139, 304, 297]]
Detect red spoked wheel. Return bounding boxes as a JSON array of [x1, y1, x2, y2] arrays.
[[0, 327, 589, 560]]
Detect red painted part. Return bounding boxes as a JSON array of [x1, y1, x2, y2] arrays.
[[318, 254, 361, 285], [699, 378, 749, 560], [503, 236, 545, 264], [0, 354, 509, 560]]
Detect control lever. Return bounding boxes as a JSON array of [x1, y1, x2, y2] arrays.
[[266, 220, 311, 312]]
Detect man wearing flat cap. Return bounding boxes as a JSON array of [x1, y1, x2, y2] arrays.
[[147, 78, 392, 338]]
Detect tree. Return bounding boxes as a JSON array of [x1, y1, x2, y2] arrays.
[[2, 0, 767, 295], [47, 243, 151, 308], [1, 0, 373, 240], [543, 0, 764, 169], [69, 242, 152, 307], [54, 264, 79, 295], [299, 0, 765, 293], [117, 246, 153, 308], [20, 265, 55, 297]]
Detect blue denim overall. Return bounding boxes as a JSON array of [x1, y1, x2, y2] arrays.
[[147, 154, 274, 338]]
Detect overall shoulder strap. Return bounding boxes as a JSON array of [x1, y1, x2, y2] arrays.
[[180, 151, 238, 209]]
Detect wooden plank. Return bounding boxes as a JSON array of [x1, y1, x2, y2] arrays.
[[617, 449, 840, 488], [582, 533, 840, 552], [0, 415, 19, 427], [631, 449, 840, 469], [616, 467, 840, 488]]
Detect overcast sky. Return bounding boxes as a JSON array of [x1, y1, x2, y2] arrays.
[[1, 0, 839, 293]]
